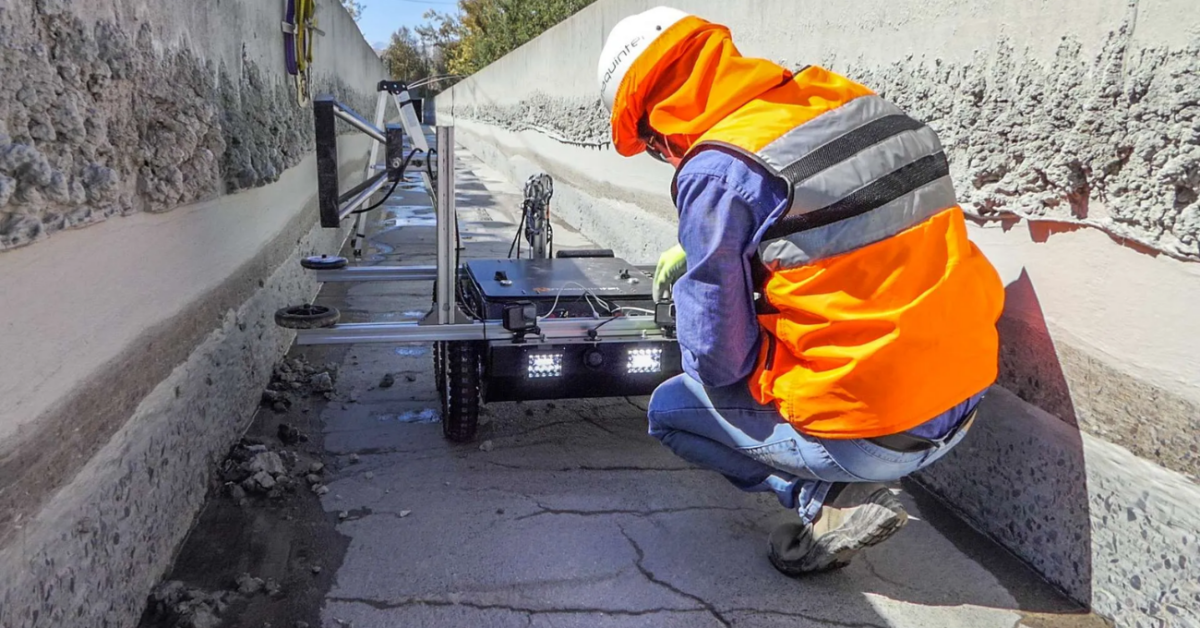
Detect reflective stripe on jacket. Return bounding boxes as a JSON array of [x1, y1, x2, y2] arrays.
[[672, 66, 1005, 439]]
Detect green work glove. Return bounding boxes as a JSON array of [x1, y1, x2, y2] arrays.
[[653, 244, 688, 303]]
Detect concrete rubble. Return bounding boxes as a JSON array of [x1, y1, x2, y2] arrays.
[[208, 357, 343, 504]]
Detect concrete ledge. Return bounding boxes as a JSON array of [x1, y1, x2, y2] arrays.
[[915, 386, 1200, 626], [0, 140, 365, 627]]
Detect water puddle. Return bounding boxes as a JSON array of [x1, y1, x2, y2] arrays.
[[373, 311, 427, 321], [379, 205, 436, 228], [375, 408, 440, 424], [394, 345, 428, 357], [364, 241, 395, 259]]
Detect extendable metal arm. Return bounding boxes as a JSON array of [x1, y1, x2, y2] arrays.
[[337, 171, 390, 219], [314, 92, 424, 228], [332, 101, 387, 144], [312, 266, 437, 282], [294, 316, 668, 346]]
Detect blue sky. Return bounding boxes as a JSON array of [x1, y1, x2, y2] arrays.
[[355, 0, 460, 49]]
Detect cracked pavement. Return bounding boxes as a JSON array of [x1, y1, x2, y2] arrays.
[[267, 140, 1107, 628]]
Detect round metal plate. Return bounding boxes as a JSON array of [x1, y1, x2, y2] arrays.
[[301, 255, 348, 270]]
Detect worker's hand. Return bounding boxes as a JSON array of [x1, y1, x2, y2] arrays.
[[653, 244, 687, 303]]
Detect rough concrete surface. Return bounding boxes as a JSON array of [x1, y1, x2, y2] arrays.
[[0, 110, 383, 628], [0, 0, 381, 250], [1, 0, 384, 539], [0, 135, 373, 546], [146, 139, 1107, 628], [453, 93, 613, 148], [996, 309, 1200, 481], [449, 25, 1200, 260], [0, 197, 349, 628], [916, 386, 1200, 627], [443, 0, 1200, 261]]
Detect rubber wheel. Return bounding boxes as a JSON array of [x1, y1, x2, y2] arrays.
[[274, 304, 340, 329], [440, 341, 482, 442], [433, 341, 446, 395], [301, 254, 348, 270], [431, 283, 446, 396]]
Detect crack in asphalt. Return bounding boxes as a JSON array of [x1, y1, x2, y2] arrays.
[[577, 413, 632, 439], [514, 504, 746, 522], [328, 595, 712, 619], [623, 396, 650, 412], [477, 459, 539, 471], [491, 419, 580, 440], [616, 526, 890, 628], [618, 525, 733, 627], [859, 553, 922, 594]]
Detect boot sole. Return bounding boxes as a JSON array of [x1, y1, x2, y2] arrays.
[[769, 490, 908, 576]]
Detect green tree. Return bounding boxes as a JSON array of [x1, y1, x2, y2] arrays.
[[414, 10, 459, 78], [341, 0, 365, 21], [418, 0, 597, 77], [383, 26, 432, 83]]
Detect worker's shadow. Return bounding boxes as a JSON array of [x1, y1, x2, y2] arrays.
[[837, 269, 1096, 618]]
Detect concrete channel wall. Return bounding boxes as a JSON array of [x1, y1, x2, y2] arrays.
[[435, 1, 1200, 624], [0, 1, 386, 626]]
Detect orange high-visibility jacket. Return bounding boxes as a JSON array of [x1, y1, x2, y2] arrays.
[[672, 67, 1006, 439]]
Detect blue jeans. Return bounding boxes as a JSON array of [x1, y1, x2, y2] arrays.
[[647, 374, 984, 522]]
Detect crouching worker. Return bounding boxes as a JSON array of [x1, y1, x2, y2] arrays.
[[598, 8, 1005, 575]]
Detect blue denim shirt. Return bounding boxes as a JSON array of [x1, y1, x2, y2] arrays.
[[673, 149, 974, 438], [673, 150, 789, 388]]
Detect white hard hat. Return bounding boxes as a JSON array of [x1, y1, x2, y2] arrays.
[[597, 6, 690, 113]]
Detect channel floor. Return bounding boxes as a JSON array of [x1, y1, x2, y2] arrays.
[[144, 141, 1110, 628]]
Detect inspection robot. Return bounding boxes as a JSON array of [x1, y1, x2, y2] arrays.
[[275, 81, 682, 442]]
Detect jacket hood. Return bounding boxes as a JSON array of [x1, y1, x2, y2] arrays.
[[610, 16, 793, 156]]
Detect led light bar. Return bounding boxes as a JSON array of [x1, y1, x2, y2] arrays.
[[527, 352, 563, 378], [626, 347, 662, 374]]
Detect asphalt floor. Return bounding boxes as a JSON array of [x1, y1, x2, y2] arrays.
[[145, 138, 1109, 628]]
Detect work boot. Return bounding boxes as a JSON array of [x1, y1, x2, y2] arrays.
[[767, 483, 908, 576]]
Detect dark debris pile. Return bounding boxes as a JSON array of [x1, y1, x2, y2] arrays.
[[143, 571, 288, 628], [260, 356, 339, 413]]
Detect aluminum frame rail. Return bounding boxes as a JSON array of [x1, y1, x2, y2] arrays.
[[434, 125, 458, 325], [313, 83, 428, 229], [309, 264, 659, 283], [294, 316, 667, 346], [311, 266, 438, 283]]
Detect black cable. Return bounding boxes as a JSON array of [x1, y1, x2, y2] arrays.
[[589, 310, 624, 336], [507, 202, 527, 258], [350, 148, 421, 215], [351, 178, 402, 214]]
